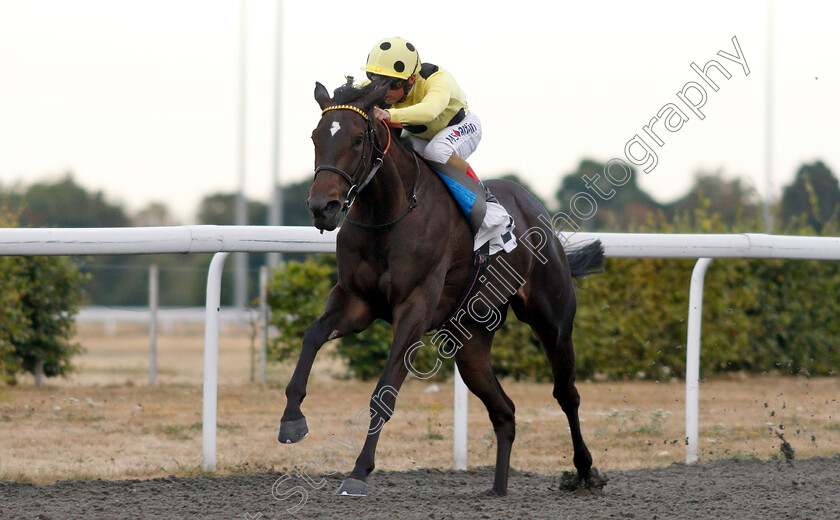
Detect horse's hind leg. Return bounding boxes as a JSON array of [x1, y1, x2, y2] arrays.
[[512, 287, 597, 482], [454, 325, 516, 496], [279, 285, 373, 443]]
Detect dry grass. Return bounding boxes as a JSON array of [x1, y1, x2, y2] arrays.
[[1, 324, 838, 484]]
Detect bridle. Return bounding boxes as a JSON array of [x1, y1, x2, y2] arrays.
[[314, 104, 419, 228], [314, 104, 388, 212]]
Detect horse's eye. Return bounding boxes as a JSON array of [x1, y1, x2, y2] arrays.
[[354, 135, 364, 147]]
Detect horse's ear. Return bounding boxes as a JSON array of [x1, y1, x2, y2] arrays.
[[314, 81, 332, 110], [360, 81, 389, 111]]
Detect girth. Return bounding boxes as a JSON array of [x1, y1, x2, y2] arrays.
[[433, 242, 491, 332]]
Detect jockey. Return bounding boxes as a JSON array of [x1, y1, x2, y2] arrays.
[[361, 36, 516, 255]]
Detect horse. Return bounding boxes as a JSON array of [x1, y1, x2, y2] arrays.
[[278, 78, 604, 497]]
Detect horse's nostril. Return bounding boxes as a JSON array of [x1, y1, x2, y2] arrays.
[[308, 196, 342, 220], [323, 200, 342, 217]]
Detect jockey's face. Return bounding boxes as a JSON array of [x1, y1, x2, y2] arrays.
[[384, 75, 415, 105]]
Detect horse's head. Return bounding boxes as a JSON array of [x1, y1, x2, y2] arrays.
[[308, 79, 389, 231]]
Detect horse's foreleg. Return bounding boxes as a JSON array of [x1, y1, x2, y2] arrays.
[[279, 285, 373, 444], [336, 305, 429, 496]]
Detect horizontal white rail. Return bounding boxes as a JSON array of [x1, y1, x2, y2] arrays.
[[563, 232, 840, 260], [2, 226, 838, 471], [77, 306, 252, 325], [3, 226, 838, 260], [0, 225, 337, 256]]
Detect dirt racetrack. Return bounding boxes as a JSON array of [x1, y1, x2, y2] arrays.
[[3, 456, 839, 519]]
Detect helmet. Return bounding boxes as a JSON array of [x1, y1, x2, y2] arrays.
[[362, 37, 420, 80]]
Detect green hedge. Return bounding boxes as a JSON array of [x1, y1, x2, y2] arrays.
[[571, 210, 840, 380], [267, 210, 840, 381], [0, 210, 87, 385], [266, 255, 442, 380]]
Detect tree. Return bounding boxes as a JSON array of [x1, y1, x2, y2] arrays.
[[133, 202, 177, 227], [15, 173, 129, 228], [196, 192, 274, 305], [197, 193, 267, 226], [282, 179, 316, 226], [666, 170, 760, 228], [0, 252, 23, 383], [0, 209, 86, 385], [10, 256, 87, 384], [780, 161, 840, 233], [0, 175, 142, 306], [266, 256, 336, 363], [495, 173, 548, 209], [555, 159, 661, 231]]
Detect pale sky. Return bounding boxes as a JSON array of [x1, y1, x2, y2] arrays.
[[1, 0, 838, 223]]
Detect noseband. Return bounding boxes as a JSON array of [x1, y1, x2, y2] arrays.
[[314, 105, 391, 212]]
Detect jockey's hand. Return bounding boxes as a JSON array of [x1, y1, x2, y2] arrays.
[[373, 107, 391, 123]]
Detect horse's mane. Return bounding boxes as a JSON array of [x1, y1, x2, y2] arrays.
[[332, 76, 388, 105], [331, 77, 409, 149]]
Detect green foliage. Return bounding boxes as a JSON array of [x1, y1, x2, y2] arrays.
[[555, 159, 662, 231], [0, 210, 87, 385], [333, 323, 447, 381], [571, 210, 763, 380], [10, 174, 130, 228], [333, 320, 395, 381], [780, 161, 840, 233], [9, 256, 87, 381], [197, 192, 268, 226], [280, 180, 317, 227], [496, 173, 547, 209], [0, 254, 24, 382], [0, 177, 318, 308], [570, 206, 840, 380], [666, 171, 761, 228], [487, 318, 551, 381], [745, 216, 840, 375], [266, 255, 336, 362], [268, 198, 840, 382], [266, 255, 444, 380]]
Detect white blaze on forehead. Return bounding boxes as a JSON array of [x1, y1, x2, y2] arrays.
[[330, 121, 341, 137]]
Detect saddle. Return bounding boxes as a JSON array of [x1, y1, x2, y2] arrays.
[[426, 160, 495, 237]]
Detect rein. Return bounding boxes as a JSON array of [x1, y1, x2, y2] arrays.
[[344, 153, 420, 229], [315, 105, 419, 229]]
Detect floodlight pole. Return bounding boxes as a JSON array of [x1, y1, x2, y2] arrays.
[[267, 0, 285, 267], [234, 0, 249, 309]]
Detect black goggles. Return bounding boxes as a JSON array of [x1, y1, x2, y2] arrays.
[[366, 72, 406, 90]]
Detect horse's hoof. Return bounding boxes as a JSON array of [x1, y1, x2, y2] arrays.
[[278, 417, 309, 444], [336, 478, 368, 497], [482, 487, 507, 497]]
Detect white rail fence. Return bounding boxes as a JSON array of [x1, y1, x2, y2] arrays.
[[1, 226, 838, 471]]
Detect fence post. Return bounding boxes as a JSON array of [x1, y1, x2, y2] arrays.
[[203, 252, 230, 472], [454, 365, 468, 470], [259, 265, 269, 384], [149, 263, 159, 386], [685, 257, 712, 464], [34, 359, 44, 387]]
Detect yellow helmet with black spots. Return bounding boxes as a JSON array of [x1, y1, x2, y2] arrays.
[[362, 37, 420, 80]]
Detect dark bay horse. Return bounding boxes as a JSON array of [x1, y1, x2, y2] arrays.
[[278, 79, 604, 496]]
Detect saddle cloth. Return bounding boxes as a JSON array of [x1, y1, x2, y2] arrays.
[[428, 161, 517, 255]]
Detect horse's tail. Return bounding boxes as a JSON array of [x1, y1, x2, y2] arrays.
[[566, 239, 605, 279]]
